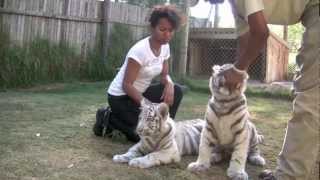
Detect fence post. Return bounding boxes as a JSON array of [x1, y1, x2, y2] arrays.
[[177, 0, 189, 77], [102, 0, 110, 63]]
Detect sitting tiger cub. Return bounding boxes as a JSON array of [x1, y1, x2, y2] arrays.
[[188, 64, 265, 180], [113, 102, 204, 168]]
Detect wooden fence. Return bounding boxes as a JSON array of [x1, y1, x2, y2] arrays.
[[0, 0, 150, 56]]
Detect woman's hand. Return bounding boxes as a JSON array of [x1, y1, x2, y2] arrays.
[[161, 82, 174, 106]]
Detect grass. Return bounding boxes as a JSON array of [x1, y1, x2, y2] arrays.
[[0, 81, 292, 180]]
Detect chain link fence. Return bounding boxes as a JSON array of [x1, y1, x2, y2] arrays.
[[188, 28, 268, 82]]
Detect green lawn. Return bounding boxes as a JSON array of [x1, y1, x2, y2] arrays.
[[0, 82, 292, 180]]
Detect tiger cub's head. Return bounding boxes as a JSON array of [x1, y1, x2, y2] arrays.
[[136, 102, 169, 137], [209, 64, 248, 96]]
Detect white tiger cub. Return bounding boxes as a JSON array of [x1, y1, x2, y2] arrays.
[[113, 102, 204, 168], [188, 64, 265, 180]]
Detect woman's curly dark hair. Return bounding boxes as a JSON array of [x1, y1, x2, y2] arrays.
[[148, 5, 185, 30]]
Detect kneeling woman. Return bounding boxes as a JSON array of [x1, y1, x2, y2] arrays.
[[94, 5, 185, 142]]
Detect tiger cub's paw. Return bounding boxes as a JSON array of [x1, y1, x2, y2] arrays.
[[187, 162, 210, 172], [227, 169, 248, 180], [129, 157, 154, 168], [113, 154, 131, 163]]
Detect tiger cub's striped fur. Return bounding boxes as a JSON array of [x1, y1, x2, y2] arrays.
[[113, 102, 204, 168], [188, 64, 265, 180]]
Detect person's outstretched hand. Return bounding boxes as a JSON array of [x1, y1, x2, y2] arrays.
[[221, 67, 247, 91]]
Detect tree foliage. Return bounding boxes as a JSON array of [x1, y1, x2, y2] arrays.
[[288, 23, 304, 53], [107, 23, 134, 75]]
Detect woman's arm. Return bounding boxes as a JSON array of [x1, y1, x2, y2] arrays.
[[160, 60, 174, 105], [122, 58, 144, 105], [160, 60, 173, 85]]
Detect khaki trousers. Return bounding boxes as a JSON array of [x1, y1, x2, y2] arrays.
[[275, 4, 320, 180]]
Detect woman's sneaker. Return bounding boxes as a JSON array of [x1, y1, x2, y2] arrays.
[[93, 107, 113, 137]]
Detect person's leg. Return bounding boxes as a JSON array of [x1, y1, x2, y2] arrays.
[[142, 83, 183, 119], [108, 95, 140, 142], [275, 86, 319, 180], [108, 113, 140, 142], [261, 4, 319, 180]]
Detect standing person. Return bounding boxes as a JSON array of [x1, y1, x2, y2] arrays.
[[205, 0, 319, 179], [93, 5, 185, 143]]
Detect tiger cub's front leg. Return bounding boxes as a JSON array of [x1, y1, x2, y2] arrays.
[[188, 128, 216, 172], [113, 143, 143, 163], [227, 134, 250, 180], [129, 146, 180, 168]]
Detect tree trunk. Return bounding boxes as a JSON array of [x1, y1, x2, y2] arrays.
[[283, 25, 288, 42], [206, 5, 213, 27], [213, 4, 219, 28], [177, 0, 189, 76]]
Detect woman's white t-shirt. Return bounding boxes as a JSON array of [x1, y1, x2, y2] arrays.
[[107, 36, 170, 96]]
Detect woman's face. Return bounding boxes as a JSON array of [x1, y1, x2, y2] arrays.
[[151, 18, 175, 44]]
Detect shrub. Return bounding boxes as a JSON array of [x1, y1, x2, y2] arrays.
[[0, 30, 114, 88], [106, 23, 134, 75]]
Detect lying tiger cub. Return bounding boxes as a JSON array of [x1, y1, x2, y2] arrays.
[[113, 102, 204, 168], [188, 64, 265, 180]]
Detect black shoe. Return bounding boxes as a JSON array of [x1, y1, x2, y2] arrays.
[[93, 107, 113, 137], [259, 170, 277, 180], [102, 107, 113, 135], [93, 107, 106, 136]]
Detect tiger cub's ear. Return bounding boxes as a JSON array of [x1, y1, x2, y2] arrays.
[[158, 103, 169, 120]]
